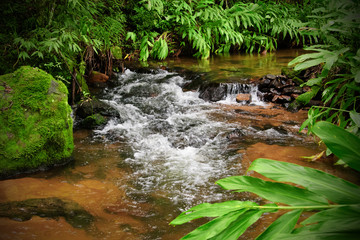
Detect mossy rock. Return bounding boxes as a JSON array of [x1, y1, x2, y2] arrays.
[[0, 66, 74, 177], [281, 67, 304, 85], [82, 113, 106, 129]]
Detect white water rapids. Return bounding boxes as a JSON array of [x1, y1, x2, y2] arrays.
[[94, 69, 286, 207]]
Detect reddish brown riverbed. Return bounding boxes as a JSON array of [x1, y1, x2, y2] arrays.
[[1, 51, 359, 240]]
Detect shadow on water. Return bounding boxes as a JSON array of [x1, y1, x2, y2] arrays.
[[1, 50, 359, 240]]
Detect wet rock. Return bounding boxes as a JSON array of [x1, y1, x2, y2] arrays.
[[89, 71, 109, 83], [256, 68, 326, 109], [285, 101, 302, 112], [283, 86, 303, 94], [236, 94, 251, 104], [87, 71, 109, 88], [198, 83, 226, 102], [258, 78, 271, 92], [270, 88, 282, 95], [76, 99, 118, 119], [271, 79, 283, 89], [227, 128, 245, 140], [272, 95, 291, 103], [265, 74, 276, 80], [0, 197, 94, 229]]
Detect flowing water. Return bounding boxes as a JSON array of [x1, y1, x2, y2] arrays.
[[1, 50, 358, 240]]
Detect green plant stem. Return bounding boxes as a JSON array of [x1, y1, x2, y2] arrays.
[[254, 204, 355, 210], [313, 106, 352, 113]]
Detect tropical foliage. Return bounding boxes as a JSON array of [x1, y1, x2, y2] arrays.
[[125, 0, 311, 60], [288, 0, 360, 132], [170, 121, 360, 239], [0, 0, 126, 100], [1, 0, 316, 82]]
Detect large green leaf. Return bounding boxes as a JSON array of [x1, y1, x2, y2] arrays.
[[294, 58, 325, 71], [278, 232, 359, 240], [248, 159, 360, 204], [288, 52, 325, 66], [350, 111, 360, 127], [296, 86, 320, 104], [256, 209, 302, 240], [302, 204, 360, 225], [170, 201, 257, 225], [216, 176, 328, 206], [312, 121, 360, 172], [209, 210, 264, 240], [293, 218, 360, 235], [180, 209, 249, 240]]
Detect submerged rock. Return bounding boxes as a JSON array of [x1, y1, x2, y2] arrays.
[[0, 197, 94, 229], [0, 66, 73, 177]]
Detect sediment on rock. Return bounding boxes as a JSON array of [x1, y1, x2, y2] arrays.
[[0, 197, 94, 229]]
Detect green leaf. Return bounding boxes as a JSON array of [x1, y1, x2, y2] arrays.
[[296, 86, 320, 105], [248, 159, 360, 204], [179, 209, 249, 240], [170, 201, 257, 225], [208, 210, 264, 240], [350, 111, 360, 127], [278, 232, 360, 240], [256, 209, 302, 240], [288, 52, 324, 66], [354, 70, 360, 83], [216, 176, 328, 206], [294, 58, 324, 71], [302, 205, 360, 225], [126, 32, 136, 42], [305, 77, 323, 86], [312, 121, 360, 172], [294, 218, 360, 235]]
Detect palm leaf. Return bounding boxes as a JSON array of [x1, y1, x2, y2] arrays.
[[256, 209, 302, 240], [248, 158, 360, 204], [170, 201, 257, 225], [311, 121, 360, 172], [216, 176, 328, 206]]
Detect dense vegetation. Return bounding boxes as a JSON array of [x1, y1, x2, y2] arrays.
[[1, 0, 359, 238], [0, 0, 313, 78]]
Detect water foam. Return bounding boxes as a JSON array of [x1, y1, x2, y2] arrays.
[[95, 70, 240, 205]]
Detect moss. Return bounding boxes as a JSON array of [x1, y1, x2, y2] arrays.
[[81, 113, 106, 129], [111, 46, 123, 59], [0, 66, 74, 176]]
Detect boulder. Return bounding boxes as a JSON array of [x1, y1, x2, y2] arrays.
[[0, 66, 73, 177], [198, 83, 227, 102], [76, 99, 118, 119], [236, 94, 251, 104], [88, 71, 109, 83], [87, 71, 109, 87]]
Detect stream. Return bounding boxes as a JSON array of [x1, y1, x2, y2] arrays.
[[1, 50, 357, 240]]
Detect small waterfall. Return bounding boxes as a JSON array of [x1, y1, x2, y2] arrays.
[[218, 83, 266, 106]]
